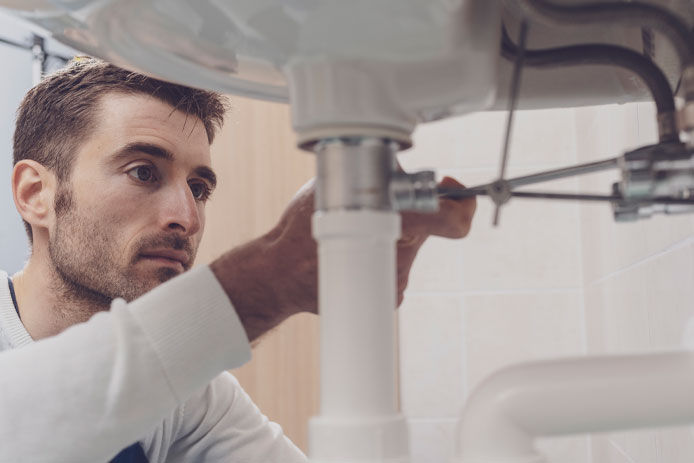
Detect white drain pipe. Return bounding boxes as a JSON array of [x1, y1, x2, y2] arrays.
[[454, 351, 694, 463], [308, 137, 410, 463]]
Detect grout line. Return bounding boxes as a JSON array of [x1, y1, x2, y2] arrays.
[[588, 236, 694, 287], [572, 108, 596, 462], [608, 439, 638, 463], [407, 288, 582, 297], [577, 243, 589, 356], [459, 292, 468, 401], [570, 107, 591, 359], [577, 214, 590, 356], [406, 416, 459, 424], [459, 246, 469, 401]]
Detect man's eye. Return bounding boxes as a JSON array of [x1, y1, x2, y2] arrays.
[[128, 165, 157, 183], [189, 181, 211, 201]]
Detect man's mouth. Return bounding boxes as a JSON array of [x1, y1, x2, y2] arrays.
[[139, 249, 190, 271]]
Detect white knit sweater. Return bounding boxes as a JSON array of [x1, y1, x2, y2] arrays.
[[0, 266, 306, 463]]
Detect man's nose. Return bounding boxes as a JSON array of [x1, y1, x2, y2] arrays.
[[159, 184, 202, 236]]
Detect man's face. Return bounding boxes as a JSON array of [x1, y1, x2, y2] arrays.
[[47, 93, 216, 304]]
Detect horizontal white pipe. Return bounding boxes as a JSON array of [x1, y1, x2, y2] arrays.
[[454, 351, 694, 463]]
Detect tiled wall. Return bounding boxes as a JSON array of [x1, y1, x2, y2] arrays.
[[398, 102, 694, 462], [576, 103, 694, 463]]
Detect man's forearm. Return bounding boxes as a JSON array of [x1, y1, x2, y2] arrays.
[[209, 235, 295, 343], [0, 267, 248, 462]]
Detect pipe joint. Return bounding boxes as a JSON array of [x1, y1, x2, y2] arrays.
[[313, 137, 398, 212]]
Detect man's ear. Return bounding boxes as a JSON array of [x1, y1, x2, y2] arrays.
[[12, 160, 57, 234]]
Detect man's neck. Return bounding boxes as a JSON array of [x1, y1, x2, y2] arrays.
[[12, 255, 108, 340]]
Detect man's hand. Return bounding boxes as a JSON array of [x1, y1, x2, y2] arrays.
[[396, 176, 476, 304], [211, 176, 476, 342]]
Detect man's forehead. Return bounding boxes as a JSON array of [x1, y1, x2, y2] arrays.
[[91, 92, 212, 164], [97, 93, 206, 134]]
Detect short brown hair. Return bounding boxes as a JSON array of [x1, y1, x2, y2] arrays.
[[13, 57, 228, 242]]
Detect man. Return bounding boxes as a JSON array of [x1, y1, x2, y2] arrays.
[[1, 58, 476, 462]]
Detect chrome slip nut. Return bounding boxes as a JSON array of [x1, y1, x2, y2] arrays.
[[390, 170, 439, 212]]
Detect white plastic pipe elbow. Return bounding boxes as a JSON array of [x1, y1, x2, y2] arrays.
[[454, 351, 694, 463]]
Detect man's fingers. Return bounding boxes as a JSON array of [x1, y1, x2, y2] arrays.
[[435, 195, 476, 238], [433, 176, 476, 238], [411, 200, 475, 239], [438, 175, 464, 189], [399, 176, 476, 240]]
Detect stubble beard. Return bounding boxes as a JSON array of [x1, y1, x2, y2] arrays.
[[48, 186, 195, 318]]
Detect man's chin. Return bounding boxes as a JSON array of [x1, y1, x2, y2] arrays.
[[120, 267, 181, 302], [155, 266, 181, 283]]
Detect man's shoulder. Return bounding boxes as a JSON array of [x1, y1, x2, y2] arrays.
[[183, 371, 246, 412]]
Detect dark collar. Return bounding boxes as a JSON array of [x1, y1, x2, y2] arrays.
[[7, 277, 19, 320]]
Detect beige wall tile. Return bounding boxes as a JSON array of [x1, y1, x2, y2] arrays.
[[589, 416, 694, 462], [656, 427, 694, 463], [635, 102, 659, 145], [407, 423, 600, 463], [643, 243, 694, 350], [582, 246, 694, 461], [406, 237, 465, 293], [399, 107, 577, 172], [536, 436, 591, 463], [589, 263, 653, 354], [444, 168, 583, 292], [400, 112, 504, 171], [642, 215, 694, 261], [579, 196, 649, 286], [460, 200, 581, 291], [407, 418, 458, 463], [574, 104, 641, 165], [584, 242, 694, 354], [607, 431, 659, 463], [400, 101, 691, 463], [583, 282, 607, 354], [589, 437, 617, 463], [462, 291, 584, 390], [406, 166, 581, 294], [591, 434, 657, 463], [576, 102, 693, 284], [399, 294, 466, 418], [511, 107, 578, 166], [579, 193, 693, 285]]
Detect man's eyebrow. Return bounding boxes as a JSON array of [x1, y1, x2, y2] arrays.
[[112, 142, 217, 188], [194, 166, 217, 189], [112, 142, 174, 162]]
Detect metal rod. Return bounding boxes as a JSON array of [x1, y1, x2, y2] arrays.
[[0, 36, 31, 51], [0, 34, 72, 64], [498, 20, 529, 184], [493, 20, 529, 226], [438, 187, 694, 205], [505, 157, 620, 188], [31, 34, 46, 85], [509, 191, 619, 202], [439, 187, 617, 202], [460, 156, 620, 196], [649, 197, 694, 205]]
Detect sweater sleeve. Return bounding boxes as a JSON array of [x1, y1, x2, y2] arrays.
[[0, 266, 251, 463], [167, 372, 308, 463]]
